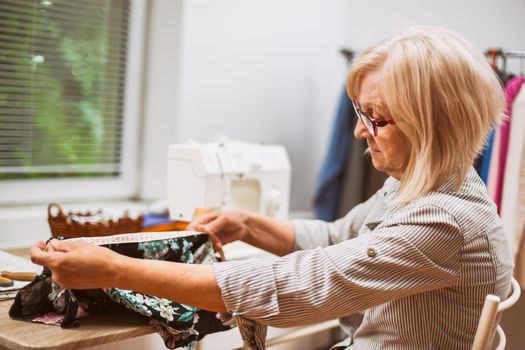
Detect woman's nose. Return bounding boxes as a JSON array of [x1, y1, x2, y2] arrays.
[[354, 117, 371, 139]]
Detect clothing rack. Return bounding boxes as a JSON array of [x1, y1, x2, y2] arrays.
[[340, 48, 355, 63], [485, 48, 525, 74], [489, 49, 525, 59]]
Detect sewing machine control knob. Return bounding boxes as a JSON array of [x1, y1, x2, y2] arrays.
[[266, 188, 281, 217]]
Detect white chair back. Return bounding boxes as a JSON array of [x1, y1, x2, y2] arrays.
[[472, 277, 521, 350]]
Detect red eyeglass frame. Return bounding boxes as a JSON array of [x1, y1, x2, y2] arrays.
[[351, 99, 396, 137]]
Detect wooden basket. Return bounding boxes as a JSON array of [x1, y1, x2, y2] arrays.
[[47, 203, 144, 238]]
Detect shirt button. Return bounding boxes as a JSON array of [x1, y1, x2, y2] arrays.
[[367, 248, 377, 257]]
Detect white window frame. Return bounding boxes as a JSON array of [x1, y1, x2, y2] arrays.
[[0, 0, 147, 205]]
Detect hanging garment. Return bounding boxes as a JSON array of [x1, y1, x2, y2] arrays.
[[337, 137, 367, 217], [337, 141, 388, 218], [473, 71, 515, 183], [487, 127, 501, 200], [9, 231, 230, 349], [500, 86, 525, 287], [479, 129, 496, 184], [492, 77, 525, 212], [313, 87, 356, 221]]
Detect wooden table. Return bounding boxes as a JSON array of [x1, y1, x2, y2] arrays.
[[0, 299, 155, 350]]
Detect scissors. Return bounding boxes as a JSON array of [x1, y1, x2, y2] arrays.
[[0, 271, 36, 287]]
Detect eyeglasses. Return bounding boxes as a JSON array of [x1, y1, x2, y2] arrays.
[[351, 100, 396, 137]]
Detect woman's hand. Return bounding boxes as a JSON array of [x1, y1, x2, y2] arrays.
[[30, 239, 125, 289], [188, 209, 295, 256], [187, 209, 250, 251]]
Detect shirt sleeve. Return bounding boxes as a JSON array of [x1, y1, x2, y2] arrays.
[[292, 184, 384, 250], [215, 204, 463, 330]]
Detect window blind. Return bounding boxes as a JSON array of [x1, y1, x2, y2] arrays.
[[0, 0, 130, 179]]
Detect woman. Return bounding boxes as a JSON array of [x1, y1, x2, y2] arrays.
[[31, 26, 513, 349]]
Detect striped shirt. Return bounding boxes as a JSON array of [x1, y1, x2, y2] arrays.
[[214, 167, 513, 349]]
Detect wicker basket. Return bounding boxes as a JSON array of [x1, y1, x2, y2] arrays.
[[47, 203, 144, 238]]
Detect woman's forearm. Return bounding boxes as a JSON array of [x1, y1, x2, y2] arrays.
[[241, 212, 295, 256], [115, 255, 227, 312]]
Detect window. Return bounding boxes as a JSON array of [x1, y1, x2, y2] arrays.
[[0, 0, 145, 204]]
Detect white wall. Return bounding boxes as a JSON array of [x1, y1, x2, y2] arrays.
[[141, 0, 347, 211], [343, 0, 525, 53], [139, 0, 184, 199], [141, 0, 525, 213]]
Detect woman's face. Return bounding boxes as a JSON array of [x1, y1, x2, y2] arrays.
[[353, 72, 410, 180]]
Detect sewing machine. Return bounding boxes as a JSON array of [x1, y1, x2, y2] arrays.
[[166, 141, 291, 221]]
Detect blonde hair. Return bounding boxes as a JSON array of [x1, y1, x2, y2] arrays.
[[347, 25, 505, 203]]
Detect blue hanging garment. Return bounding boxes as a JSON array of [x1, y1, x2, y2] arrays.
[[313, 87, 357, 221]]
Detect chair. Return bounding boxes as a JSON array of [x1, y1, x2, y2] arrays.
[[472, 277, 521, 350]]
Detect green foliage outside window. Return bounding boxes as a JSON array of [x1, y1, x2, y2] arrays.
[[0, 0, 130, 179]]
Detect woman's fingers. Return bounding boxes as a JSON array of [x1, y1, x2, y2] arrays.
[[207, 234, 225, 260], [192, 217, 230, 256], [199, 213, 220, 225], [35, 240, 46, 249], [48, 239, 70, 252], [209, 233, 223, 249], [51, 239, 93, 252], [30, 241, 52, 266], [187, 213, 219, 231], [201, 215, 227, 235]]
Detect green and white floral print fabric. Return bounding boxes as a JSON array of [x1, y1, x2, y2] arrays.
[[10, 231, 230, 350]]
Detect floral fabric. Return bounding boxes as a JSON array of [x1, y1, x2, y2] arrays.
[[10, 231, 230, 349]]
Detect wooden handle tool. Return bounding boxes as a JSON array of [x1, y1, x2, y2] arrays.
[[1, 271, 36, 282]]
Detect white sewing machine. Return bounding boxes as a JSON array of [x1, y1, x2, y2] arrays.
[[166, 141, 291, 221]]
